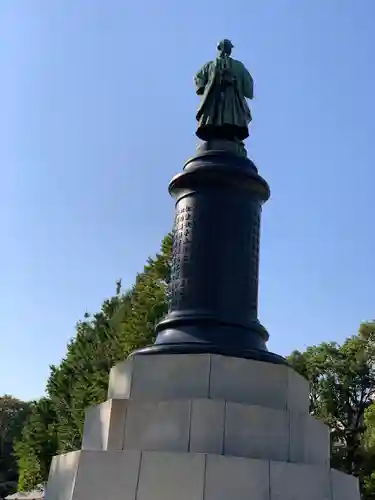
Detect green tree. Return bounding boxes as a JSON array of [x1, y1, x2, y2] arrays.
[[14, 398, 58, 491], [362, 403, 375, 499], [288, 321, 375, 498], [16, 234, 172, 488], [0, 396, 31, 497]]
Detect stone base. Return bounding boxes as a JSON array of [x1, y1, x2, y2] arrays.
[[81, 397, 329, 465], [46, 450, 360, 500], [107, 354, 307, 412], [44, 355, 360, 500]]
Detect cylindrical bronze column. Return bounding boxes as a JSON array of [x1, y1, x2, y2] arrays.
[[135, 146, 285, 365]]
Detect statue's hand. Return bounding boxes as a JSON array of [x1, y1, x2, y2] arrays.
[[196, 86, 205, 95]]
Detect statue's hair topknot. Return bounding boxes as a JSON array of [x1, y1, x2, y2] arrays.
[[217, 39, 234, 51]]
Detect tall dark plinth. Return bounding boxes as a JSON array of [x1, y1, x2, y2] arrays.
[[134, 143, 286, 365]]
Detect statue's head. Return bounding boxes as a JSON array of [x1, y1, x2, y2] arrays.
[[217, 39, 233, 56]]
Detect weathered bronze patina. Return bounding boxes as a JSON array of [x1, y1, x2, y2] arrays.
[[195, 39, 254, 143]]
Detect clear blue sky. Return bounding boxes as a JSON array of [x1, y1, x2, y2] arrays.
[[0, 1, 374, 401]]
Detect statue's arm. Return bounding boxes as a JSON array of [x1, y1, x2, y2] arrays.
[[195, 63, 209, 95], [242, 65, 254, 99]]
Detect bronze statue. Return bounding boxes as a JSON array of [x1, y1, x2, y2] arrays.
[[195, 40, 254, 143]]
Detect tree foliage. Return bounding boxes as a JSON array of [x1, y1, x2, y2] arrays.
[[288, 321, 375, 498], [14, 398, 58, 491], [0, 396, 31, 497], [15, 234, 172, 489]]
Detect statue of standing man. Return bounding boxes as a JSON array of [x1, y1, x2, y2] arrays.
[[195, 40, 254, 144]]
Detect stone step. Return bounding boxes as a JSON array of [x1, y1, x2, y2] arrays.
[[45, 449, 360, 500], [108, 353, 309, 413], [82, 398, 329, 466]]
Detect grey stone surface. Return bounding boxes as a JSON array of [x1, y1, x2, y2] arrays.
[[204, 454, 269, 500], [136, 451, 205, 500], [45, 449, 362, 500], [305, 415, 330, 465], [108, 354, 210, 401], [45, 450, 141, 500], [210, 355, 309, 413], [331, 468, 361, 500], [225, 402, 289, 461], [290, 412, 330, 465], [82, 402, 110, 451], [107, 354, 310, 413], [108, 358, 134, 400], [45, 451, 80, 500], [81, 396, 329, 463], [210, 355, 288, 410], [124, 400, 190, 452], [73, 450, 141, 500], [81, 399, 127, 451], [287, 366, 310, 414], [270, 461, 331, 500], [189, 399, 225, 454]]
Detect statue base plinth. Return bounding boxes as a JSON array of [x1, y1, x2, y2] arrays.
[[45, 354, 360, 500]]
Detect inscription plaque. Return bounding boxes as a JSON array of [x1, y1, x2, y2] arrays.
[[170, 204, 197, 310], [169, 193, 263, 323]]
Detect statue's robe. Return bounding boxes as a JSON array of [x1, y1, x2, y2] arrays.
[[195, 57, 253, 141]]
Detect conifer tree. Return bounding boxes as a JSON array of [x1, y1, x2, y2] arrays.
[[15, 234, 172, 487]]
